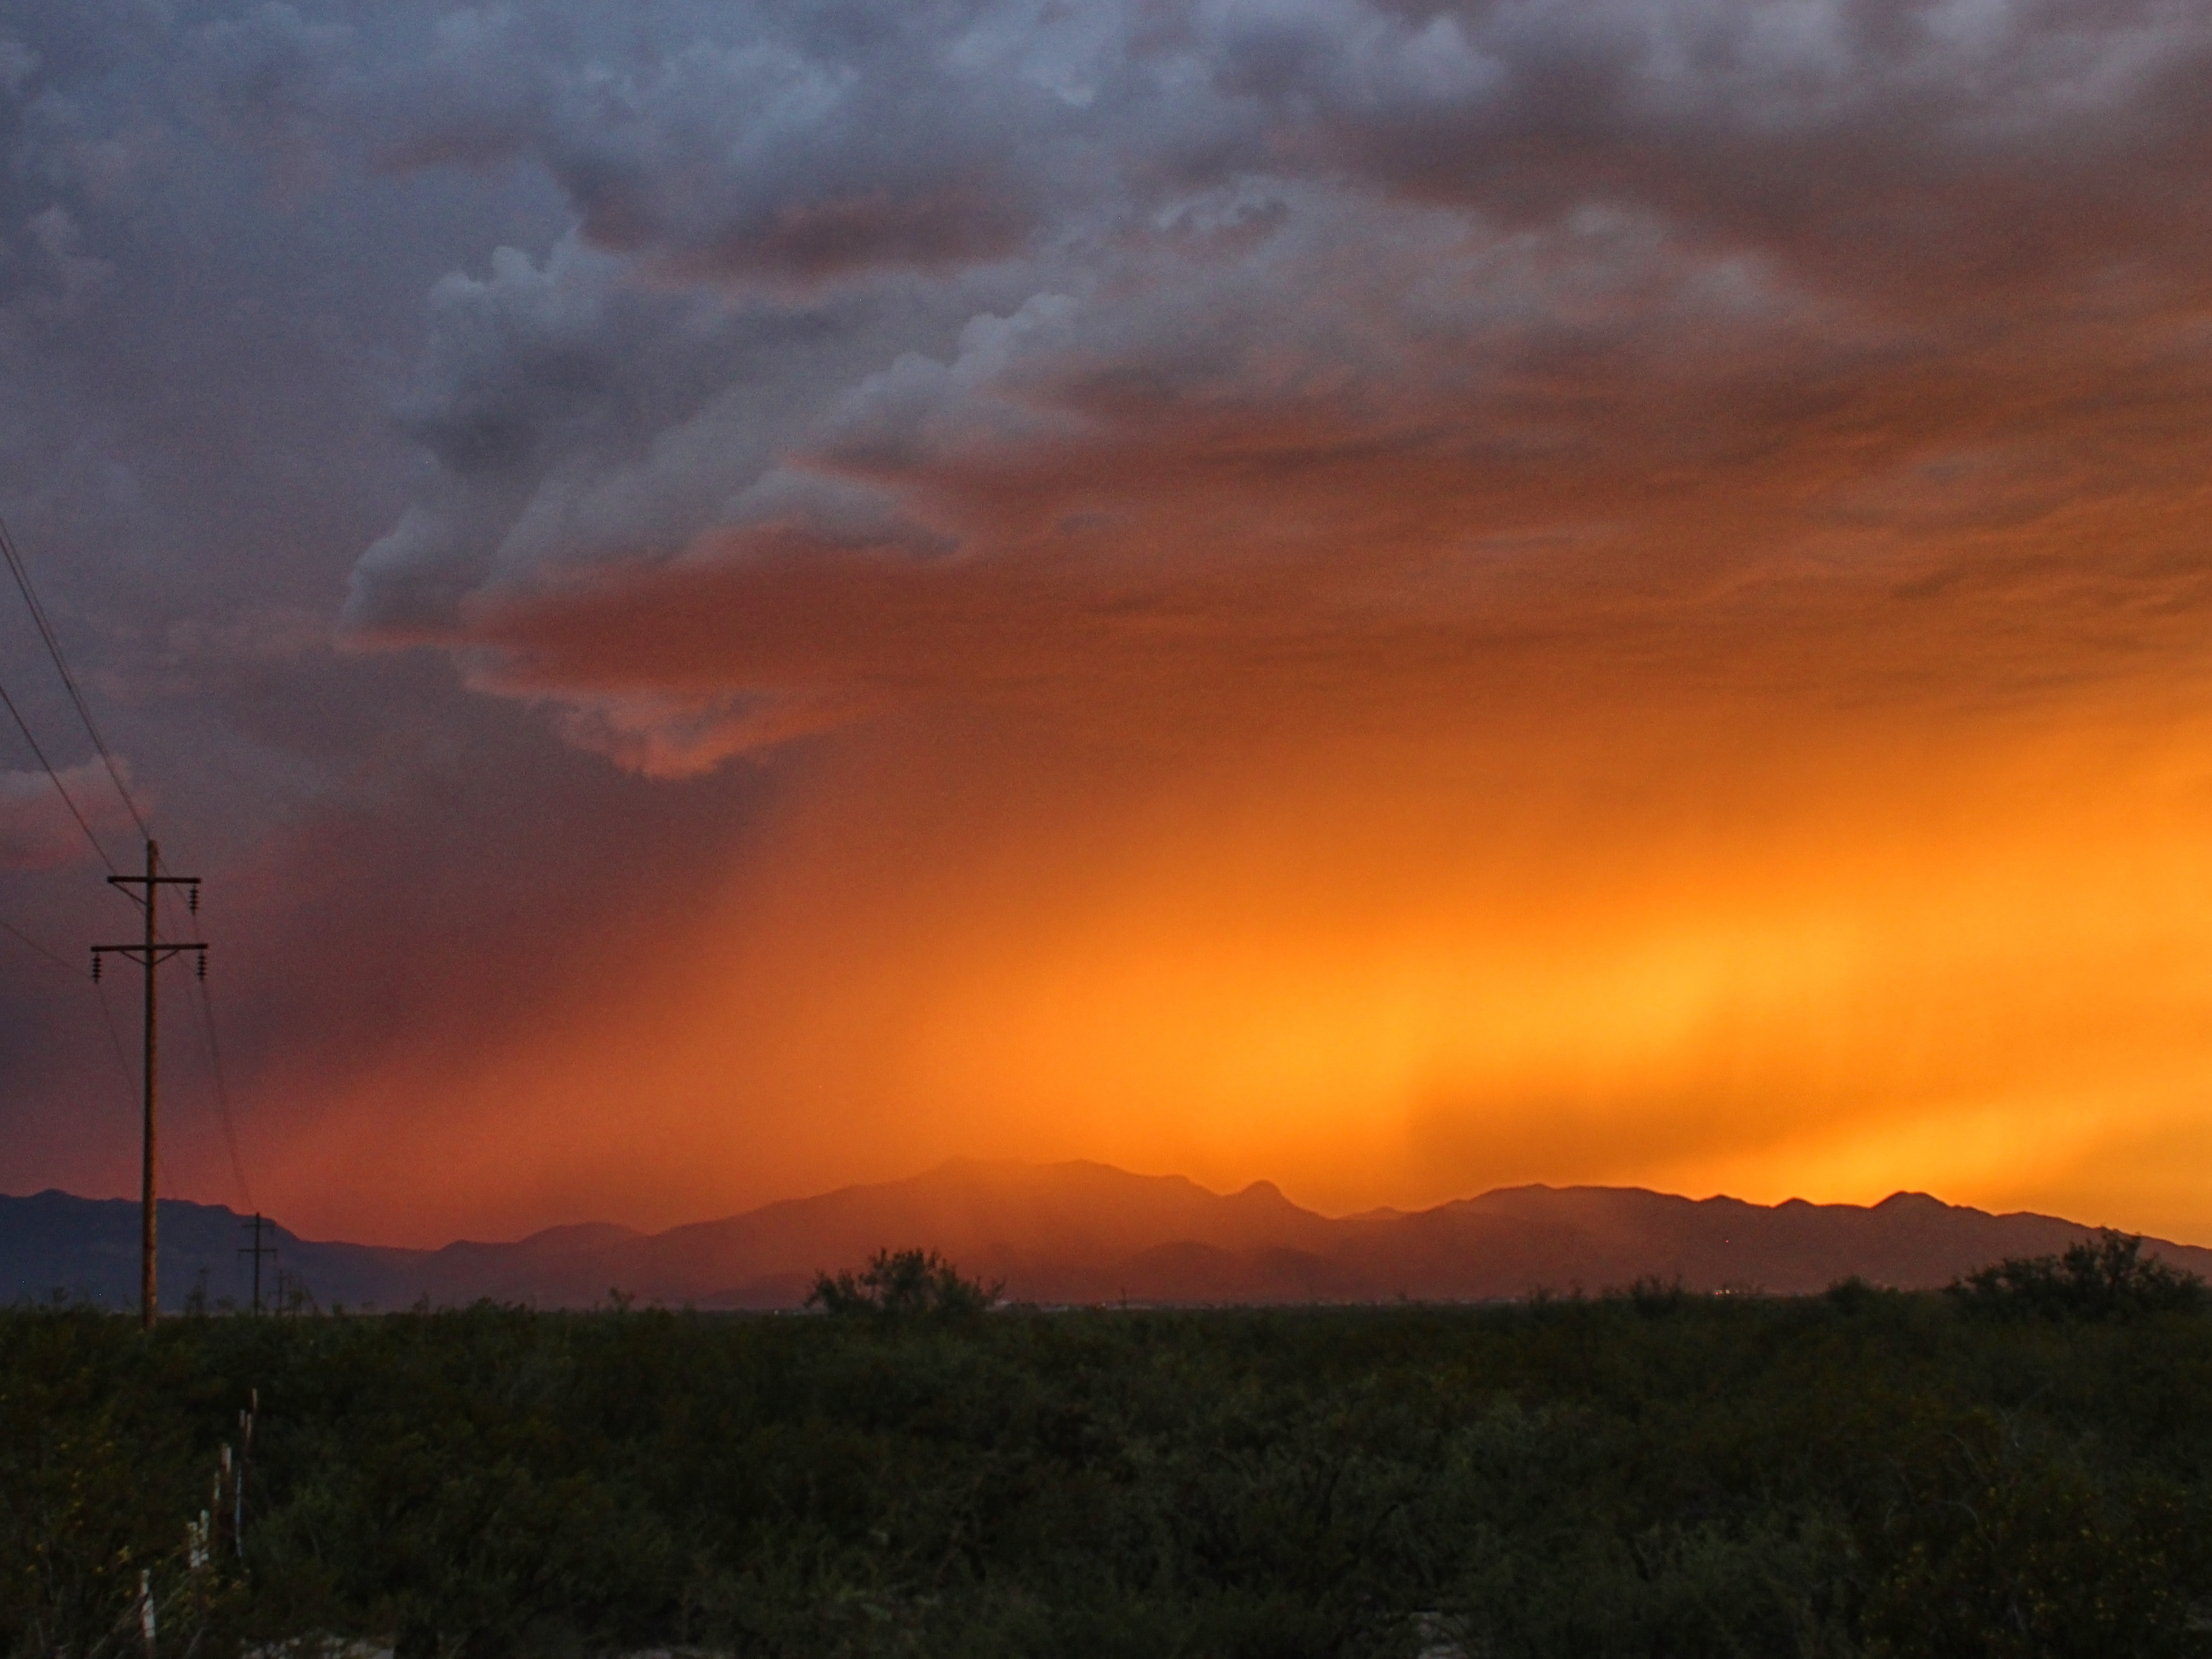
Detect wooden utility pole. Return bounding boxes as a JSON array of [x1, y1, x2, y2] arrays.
[[239, 1212, 276, 1314], [93, 839, 204, 1331]]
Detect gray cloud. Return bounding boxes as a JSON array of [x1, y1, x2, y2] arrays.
[[2, 1, 2198, 755], [0, 758, 132, 870], [306, 0, 2212, 746]]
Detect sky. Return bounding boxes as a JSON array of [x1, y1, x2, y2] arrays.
[[2, 0, 2212, 1248]]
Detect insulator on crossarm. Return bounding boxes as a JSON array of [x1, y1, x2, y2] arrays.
[[197, 950, 207, 980], [91, 954, 101, 982], [189, 886, 199, 914]]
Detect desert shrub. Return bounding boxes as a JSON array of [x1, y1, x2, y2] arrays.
[[1948, 1231, 2206, 1321], [808, 1248, 1002, 1320], [1858, 1410, 2200, 1658]]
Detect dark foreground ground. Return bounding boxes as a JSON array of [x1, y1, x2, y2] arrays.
[[7, 1274, 2212, 1658]]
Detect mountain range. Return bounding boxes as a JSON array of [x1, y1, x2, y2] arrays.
[[7, 1160, 2207, 1312]]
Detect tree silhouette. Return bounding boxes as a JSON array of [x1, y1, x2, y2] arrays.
[[806, 1247, 1001, 1318]]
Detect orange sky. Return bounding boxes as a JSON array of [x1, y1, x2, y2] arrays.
[[245, 237, 2212, 1247], [9, 0, 2212, 1250], [250, 649, 2212, 1245], [265, 298, 2212, 1244]]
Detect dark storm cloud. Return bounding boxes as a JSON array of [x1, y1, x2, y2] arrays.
[[0, 0, 588, 1206], [1218, 0, 2212, 272], [3, 0, 2203, 795], [394, 15, 1041, 279], [0, 758, 131, 869], [289, 0, 2212, 771]]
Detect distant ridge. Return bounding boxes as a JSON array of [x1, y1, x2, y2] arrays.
[[7, 1161, 2208, 1312]]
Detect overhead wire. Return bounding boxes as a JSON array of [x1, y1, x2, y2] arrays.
[[0, 523, 137, 1121], [0, 665, 115, 873], [192, 974, 255, 1216], [91, 973, 137, 1106], [2, 912, 138, 1112], [0, 514, 147, 842], [0, 913, 75, 973], [157, 882, 256, 1216], [5, 517, 260, 1216]]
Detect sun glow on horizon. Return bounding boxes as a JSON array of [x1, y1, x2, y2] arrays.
[[233, 665, 2212, 1250]]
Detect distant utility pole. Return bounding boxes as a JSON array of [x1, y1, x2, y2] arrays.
[[93, 839, 205, 1332], [239, 1213, 276, 1315]]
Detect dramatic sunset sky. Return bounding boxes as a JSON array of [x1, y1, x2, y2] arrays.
[[2, 0, 2212, 1246]]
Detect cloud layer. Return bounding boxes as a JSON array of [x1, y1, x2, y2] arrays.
[[314, 0, 2212, 768]]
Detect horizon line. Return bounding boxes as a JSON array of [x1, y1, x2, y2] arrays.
[[0, 1157, 2064, 1255]]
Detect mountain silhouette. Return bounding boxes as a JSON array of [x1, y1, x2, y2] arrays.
[[6, 1160, 2206, 1311]]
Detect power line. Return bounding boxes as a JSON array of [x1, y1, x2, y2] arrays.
[[0, 520, 262, 1313], [92, 973, 137, 1106], [2, 522, 264, 1285], [0, 664, 115, 873], [191, 971, 256, 1217], [4, 912, 147, 1120], [0, 522, 139, 1104], [151, 879, 253, 1212], [0, 516, 147, 842], [0, 914, 75, 973]]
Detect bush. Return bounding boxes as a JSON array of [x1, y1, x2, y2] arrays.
[[1948, 1231, 2206, 1321], [806, 1248, 1002, 1320]]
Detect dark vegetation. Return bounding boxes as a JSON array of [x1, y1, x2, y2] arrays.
[[807, 1248, 1003, 1321], [5, 1237, 2212, 1659], [1946, 1230, 2206, 1321]]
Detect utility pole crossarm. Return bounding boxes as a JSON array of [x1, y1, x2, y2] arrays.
[[107, 872, 203, 895], [93, 947, 205, 973]]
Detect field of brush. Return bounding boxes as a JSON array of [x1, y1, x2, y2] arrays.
[[7, 1279, 2212, 1658]]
